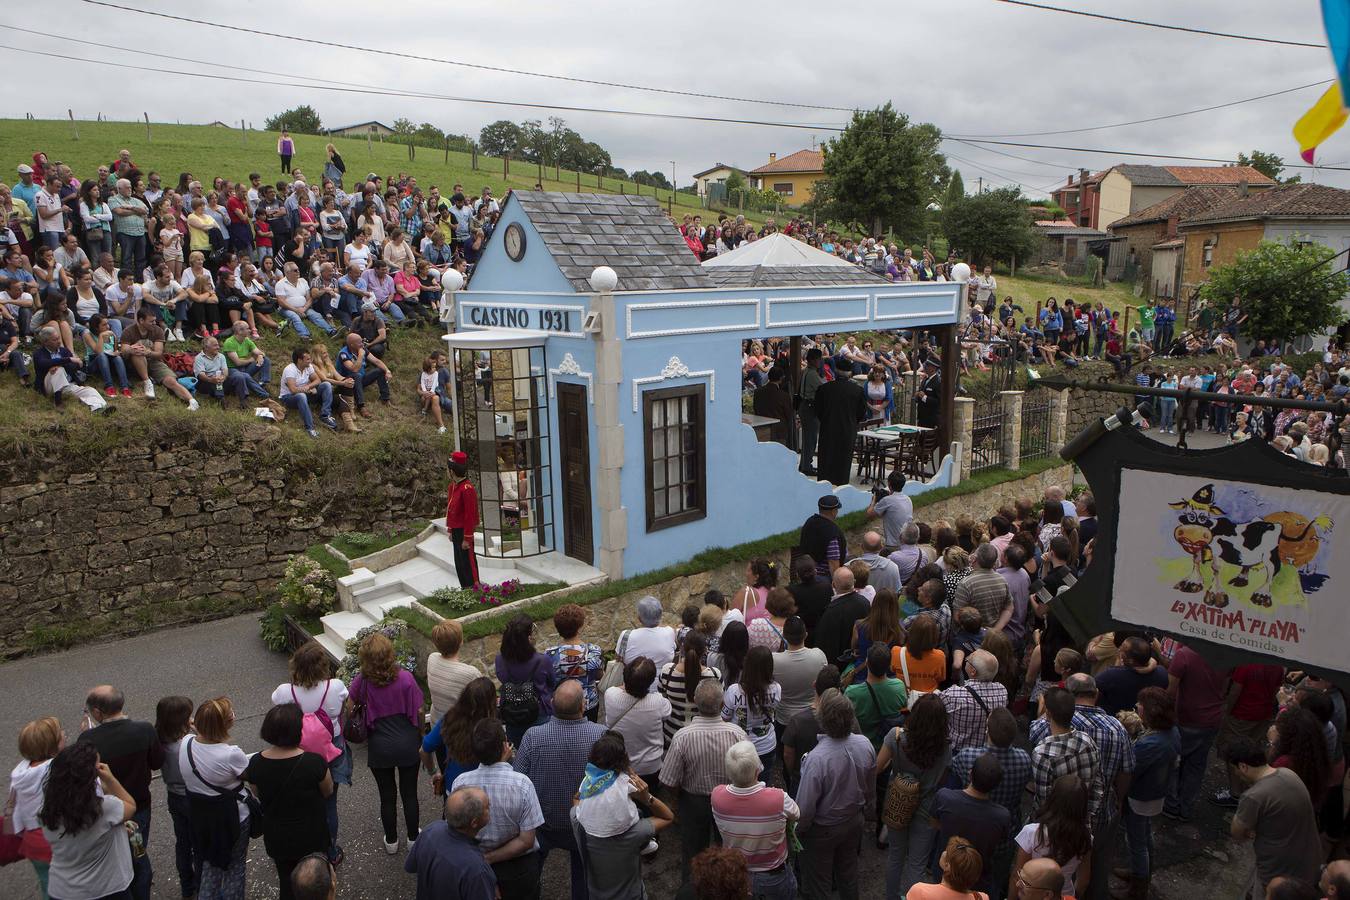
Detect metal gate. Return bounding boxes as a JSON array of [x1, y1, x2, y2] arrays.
[[969, 350, 1016, 473], [1021, 389, 1051, 462]]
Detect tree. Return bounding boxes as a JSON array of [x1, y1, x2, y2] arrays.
[[264, 105, 322, 134], [632, 170, 673, 190], [819, 103, 948, 236], [391, 118, 416, 141], [1237, 150, 1300, 184], [941, 186, 1040, 266], [1199, 239, 1346, 341], [942, 171, 965, 210], [479, 120, 525, 157], [415, 122, 444, 143]]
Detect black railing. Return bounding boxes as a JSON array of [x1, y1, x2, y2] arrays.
[[970, 409, 1005, 473], [1021, 393, 1051, 462]]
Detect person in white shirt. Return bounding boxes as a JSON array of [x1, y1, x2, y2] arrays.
[[275, 262, 335, 339], [975, 266, 997, 308], [419, 356, 447, 434], [603, 657, 673, 781], [35, 175, 66, 247], [618, 596, 677, 678], [280, 346, 337, 437], [1178, 366, 1203, 432], [178, 699, 251, 897]]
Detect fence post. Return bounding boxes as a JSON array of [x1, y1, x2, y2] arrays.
[[445, 136, 450, 165], [954, 396, 976, 484], [240, 118, 246, 145], [597, 172, 602, 189], [1048, 389, 1070, 455], [471, 143, 477, 170], [504, 154, 510, 179], [537, 161, 543, 183], [576, 170, 581, 192], [68, 109, 78, 140], [367, 131, 372, 156], [143, 112, 151, 143], [1000, 391, 1024, 470]]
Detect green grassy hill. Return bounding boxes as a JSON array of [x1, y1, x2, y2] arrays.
[[0, 119, 722, 220]]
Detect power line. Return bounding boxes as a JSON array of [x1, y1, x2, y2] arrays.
[[0, 43, 841, 133], [947, 139, 1079, 171], [950, 79, 1333, 139], [992, 0, 1324, 49], [954, 137, 1350, 172], [76, 0, 860, 113]]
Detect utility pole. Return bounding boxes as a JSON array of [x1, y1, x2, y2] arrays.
[[977, 176, 983, 194]]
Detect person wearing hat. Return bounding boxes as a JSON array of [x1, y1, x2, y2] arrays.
[[445, 452, 480, 587], [12, 164, 39, 232], [915, 356, 942, 429], [813, 357, 868, 486], [799, 494, 848, 580], [798, 348, 825, 475]]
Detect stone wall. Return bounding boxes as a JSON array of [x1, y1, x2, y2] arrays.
[[449, 463, 1075, 670], [0, 422, 446, 657]]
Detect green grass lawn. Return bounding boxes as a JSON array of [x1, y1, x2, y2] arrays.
[[0, 119, 722, 221], [996, 273, 1140, 319]]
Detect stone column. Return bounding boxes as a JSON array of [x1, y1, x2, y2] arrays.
[[1000, 391, 1024, 470], [592, 290, 626, 580], [953, 396, 975, 484], [897, 372, 918, 422], [1048, 387, 1071, 455]]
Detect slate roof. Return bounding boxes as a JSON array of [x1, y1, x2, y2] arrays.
[[1111, 165, 1181, 187], [750, 149, 824, 175], [705, 266, 891, 288], [1181, 182, 1350, 225], [1108, 185, 1239, 230], [511, 191, 712, 292]]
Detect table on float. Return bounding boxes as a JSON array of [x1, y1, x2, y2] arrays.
[[855, 423, 934, 485]]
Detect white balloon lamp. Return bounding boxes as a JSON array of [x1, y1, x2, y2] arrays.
[[589, 266, 618, 293]]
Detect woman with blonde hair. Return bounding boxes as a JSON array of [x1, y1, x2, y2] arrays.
[[323, 143, 346, 189], [308, 342, 360, 432], [350, 633, 423, 854], [180, 697, 251, 899], [8, 717, 63, 898]]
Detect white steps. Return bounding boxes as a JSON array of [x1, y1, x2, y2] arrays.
[[314, 519, 606, 661]]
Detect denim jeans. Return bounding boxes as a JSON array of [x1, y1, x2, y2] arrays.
[[380, 301, 406, 323], [798, 404, 819, 472], [129, 805, 152, 900], [351, 367, 390, 407], [89, 351, 130, 390], [886, 818, 937, 899], [752, 864, 798, 900], [166, 791, 199, 898], [1159, 399, 1176, 431], [230, 367, 269, 399], [1122, 805, 1153, 878], [1166, 725, 1218, 819], [2, 347, 28, 381], [1086, 813, 1119, 900], [282, 384, 333, 430], [538, 822, 587, 900], [281, 307, 335, 338], [116, 232, 147, 276]]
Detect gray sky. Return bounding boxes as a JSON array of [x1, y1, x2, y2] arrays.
[[2, 0, 1344, 195]]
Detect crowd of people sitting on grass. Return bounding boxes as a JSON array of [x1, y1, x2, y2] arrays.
[[0, 148, 505, 433], [9, 483, 1346, 900]]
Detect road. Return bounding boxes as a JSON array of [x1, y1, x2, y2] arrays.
[[0, 614, 1255, 899]]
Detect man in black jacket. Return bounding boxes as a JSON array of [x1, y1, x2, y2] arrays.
[[78, 685, 164, 900], [813, 567, 870, 668], [788, 555, 833, 644]]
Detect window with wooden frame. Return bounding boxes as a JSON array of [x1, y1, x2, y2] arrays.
[[772, 182, 795, 196], [643, 384, 706, 531]]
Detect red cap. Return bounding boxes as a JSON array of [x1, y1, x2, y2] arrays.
[[451, 451, 468, 464]]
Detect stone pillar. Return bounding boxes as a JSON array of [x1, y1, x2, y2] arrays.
[[592, 290, 626, 580], [897, 372, 918, 422], [1048, 387, 1071, 455], [953, 396, 975, 484], [1000, 391, 1024, 470]]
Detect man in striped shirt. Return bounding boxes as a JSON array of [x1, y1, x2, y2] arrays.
[[712, 741, 800, 899], [659, 680, 748, 883]]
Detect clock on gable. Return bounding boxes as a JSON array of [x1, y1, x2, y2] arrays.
[[504, 222, 526, 261]]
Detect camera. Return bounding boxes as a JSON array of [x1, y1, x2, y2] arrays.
[[871, 485, 890, 501]]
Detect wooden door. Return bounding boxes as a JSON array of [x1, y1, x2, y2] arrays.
[[557, 383, 593, 564]]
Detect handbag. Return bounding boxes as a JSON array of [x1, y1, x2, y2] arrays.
[[596, 631, 631, 721], [343, 681, 369, 745], [185, 738, 264, 839], [882, 752, 923, 829], [0, 789, 23, 866]]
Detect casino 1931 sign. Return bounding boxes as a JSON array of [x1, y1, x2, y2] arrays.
[[463, 302, 583, 334], [1052, 423, 1350, 689]]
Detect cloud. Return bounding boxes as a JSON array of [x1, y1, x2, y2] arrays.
[[2, 0, 1343, 193]]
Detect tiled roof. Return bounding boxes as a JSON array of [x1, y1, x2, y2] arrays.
[[705, 266, 890, 288], [1108, 186, 1239, 229], [749, 149, 824, 175], [1112, 165, 1180, 187], [1034, 223, 1113, 238], [511, 191, 712, 293], [1152, 238, 1185, 250], [1181, 182, 1350, 225], [1164, 165, 1274, 185], [691, 162, 747, 179], [1034, 219, 1077, 227]]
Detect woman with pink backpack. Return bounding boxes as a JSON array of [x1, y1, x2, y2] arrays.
[[270, 641, 350, 865]]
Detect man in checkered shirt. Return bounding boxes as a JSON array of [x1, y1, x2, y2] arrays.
[[1029, 687, 1102, 821], [941, 650, 1009, 752], [1030, 675, 1136, 900]]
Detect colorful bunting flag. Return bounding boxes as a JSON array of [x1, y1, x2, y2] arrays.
[[1294, 83, 1348, 164]]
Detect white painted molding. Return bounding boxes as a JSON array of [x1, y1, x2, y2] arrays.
[[547, 352, 594, 402], [632, 356, 716, 412], [765, 294, 869, 328], [625, 298, 760, 339]]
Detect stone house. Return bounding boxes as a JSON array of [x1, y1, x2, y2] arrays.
[[1094, 164, 1273, 229], [1108, 186, 1238, 299]]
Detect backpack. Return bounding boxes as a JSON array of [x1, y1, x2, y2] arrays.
[[882, 739, 923, 829], [499, 680, 540, 726], [292, 683, 340, 763], [865, 681, 906, 744]]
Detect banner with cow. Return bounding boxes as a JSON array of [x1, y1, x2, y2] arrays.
[[1050, 417, 1350, 689], [1112, 470, 1339, 670]]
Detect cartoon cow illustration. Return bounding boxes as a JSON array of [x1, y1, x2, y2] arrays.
[[1169, 484, 1284, 608]]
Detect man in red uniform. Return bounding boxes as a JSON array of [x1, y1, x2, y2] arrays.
[[445, 451, 480, 587]]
